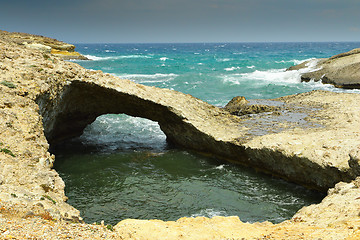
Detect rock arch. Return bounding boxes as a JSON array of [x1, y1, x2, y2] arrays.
[[34, 73, 360, 191], [36, 78, 242, 157]]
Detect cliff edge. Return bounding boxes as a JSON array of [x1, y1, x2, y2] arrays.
[[0, 30, 88, 60]]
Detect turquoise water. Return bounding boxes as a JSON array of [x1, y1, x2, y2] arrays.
[[54, 42, 359, 225]]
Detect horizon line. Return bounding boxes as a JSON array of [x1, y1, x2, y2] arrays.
[[70, 40, 360, 45]]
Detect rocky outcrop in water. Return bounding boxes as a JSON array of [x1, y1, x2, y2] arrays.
[[288, 48, 360, 89], [1, 31, 360, 239]]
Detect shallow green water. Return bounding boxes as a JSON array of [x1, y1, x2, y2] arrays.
[[53, 116, 324, 225]]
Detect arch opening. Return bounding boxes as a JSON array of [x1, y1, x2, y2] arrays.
[[50, 114, 168, 154]]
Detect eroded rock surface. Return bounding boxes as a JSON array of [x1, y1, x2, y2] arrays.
[[1, 32, 360, 239], [0, 30, 88, 60], [288, 48, 360, 89]]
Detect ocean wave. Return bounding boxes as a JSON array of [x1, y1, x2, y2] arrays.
[[84, 54, 153, 61], [302, 79, 360, 94], [224, 66, 241, 71], [80, 114, 166, 151], [302, 59, 322, 73], [115, 73, 178, 82], [222, 69, 301, 85], [190, 209, 227, 218], [216, 58, 232, 62], [247, 65, 255, 69], [222, 59, 325, 85], [275, 58, 314, 65]]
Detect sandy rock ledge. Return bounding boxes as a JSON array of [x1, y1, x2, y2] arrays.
[[1, 32, 360, 239]]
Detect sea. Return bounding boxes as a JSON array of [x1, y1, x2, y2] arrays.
[[52, 42, 360, 225]]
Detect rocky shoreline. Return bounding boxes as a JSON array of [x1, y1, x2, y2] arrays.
[[1, 31, 360, 239], [288, 47, 360, 89]]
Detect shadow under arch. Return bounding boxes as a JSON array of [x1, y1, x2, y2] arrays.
[[35, 78, 344, 192]]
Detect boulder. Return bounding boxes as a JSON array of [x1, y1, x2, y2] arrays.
[[224, 96, 281, 116]]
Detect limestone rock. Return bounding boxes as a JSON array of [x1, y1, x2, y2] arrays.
[[224, 96, 281, 116], [224, 96, 249, 114], [288, 48, 360, 89], [0, 30, 88, 60], [23, 42, 52, 53]]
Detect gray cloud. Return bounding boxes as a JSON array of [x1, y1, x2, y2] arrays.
[[1, 0, 359, 43]]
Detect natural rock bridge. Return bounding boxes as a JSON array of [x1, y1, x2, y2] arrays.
[[35, 65, 360, 192]]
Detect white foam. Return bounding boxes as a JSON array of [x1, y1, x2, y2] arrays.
[[275, 58, 314, 65], [215, 164, 225, 170], [105, 50, 116, 53], [223, 69, 301, 85], [84, 55, 109, 61], [302, 79, 360, 94], [247, 65, 255, 69], [224, 66, 241, 71], [302, 59, 322, 73], [222, 58, 326, 85], [216, 58, 232, 62], [160, 57, 169, 61], [115, 73, 178, 83], [84, 54, 152, 61], [80, 114, 167, 151], [190, 209, 227, 218], [118, 55, 152, 59]]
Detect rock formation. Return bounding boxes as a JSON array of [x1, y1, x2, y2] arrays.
[[1, 31, 360, 239], [288, 48, 360, 89], [0, 30, 88, 60]]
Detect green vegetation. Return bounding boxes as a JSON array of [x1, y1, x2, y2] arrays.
[[42, 195, 56, 204], [11, 193, 17, 198], [43, 53, 51, 60], [106, 224, 114, 231], [0, 80, 16, 89], [0, 143, 16, 157]]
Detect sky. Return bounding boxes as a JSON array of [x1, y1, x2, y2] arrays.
[[1, 0, 360, 43]]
